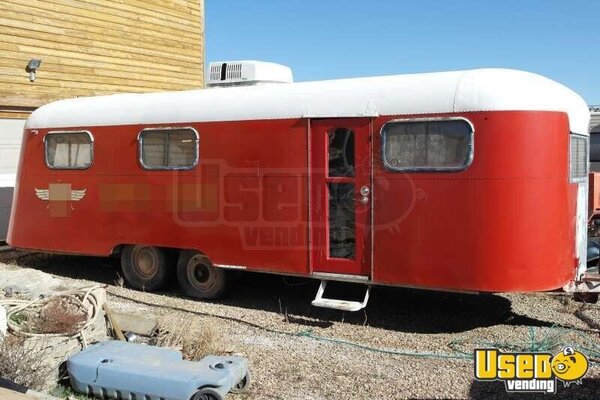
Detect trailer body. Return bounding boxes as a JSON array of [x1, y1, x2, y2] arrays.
[[7, 68, 592, 302]]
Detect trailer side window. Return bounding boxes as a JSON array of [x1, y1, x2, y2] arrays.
[[570, 134, 588, 181], [381, 119, 473, 171], [139, 127, 199, 170], [45, 131, 93, 169]]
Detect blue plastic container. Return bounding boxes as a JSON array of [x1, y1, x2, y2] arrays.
[[67, 341, 249, 400]]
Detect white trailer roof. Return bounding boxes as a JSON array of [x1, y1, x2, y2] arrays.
[[25, 68, 590, 134]]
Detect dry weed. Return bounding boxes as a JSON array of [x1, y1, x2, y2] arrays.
[[114, 273, 125, 288], [0, 335, 53, 390], [155, 314, 223, 360], [36, 296, 87, 335]]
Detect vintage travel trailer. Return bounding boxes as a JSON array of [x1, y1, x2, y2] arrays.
[[7, 63, 597, 310]]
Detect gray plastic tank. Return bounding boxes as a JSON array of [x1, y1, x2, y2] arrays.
[[67, 341, 250, 400]]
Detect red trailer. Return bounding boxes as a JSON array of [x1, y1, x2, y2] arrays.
[[7, 64, 597, 310]]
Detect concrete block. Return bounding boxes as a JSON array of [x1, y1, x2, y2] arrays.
[[113, 312, 157, 336]]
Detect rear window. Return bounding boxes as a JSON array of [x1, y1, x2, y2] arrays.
[[139, 127, 199, 170], [570, 134, 588, 181], [382, 119, 473, 171], [45, 131, 93, 169]]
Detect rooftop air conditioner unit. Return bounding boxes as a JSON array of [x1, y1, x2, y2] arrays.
[[206, 60, 293, 88]]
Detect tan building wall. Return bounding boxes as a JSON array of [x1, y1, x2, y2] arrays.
[[0, 0, 204, 116], [0, 0, 204, 240]]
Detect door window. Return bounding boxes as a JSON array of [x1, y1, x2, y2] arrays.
[[327, 128, 356, 260], [328, 182, 355, 259], [328, 128, 355, 177]]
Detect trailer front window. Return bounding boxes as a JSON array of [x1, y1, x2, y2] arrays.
[[382, 118, 473, 172], [45, 131, 93, 169], [139, 127, 199, 170]]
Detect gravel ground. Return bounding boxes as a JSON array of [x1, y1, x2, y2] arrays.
[[1, 250, 600, 399]]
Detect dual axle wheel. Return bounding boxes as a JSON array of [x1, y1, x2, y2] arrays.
[[120, 245, 227, 299]]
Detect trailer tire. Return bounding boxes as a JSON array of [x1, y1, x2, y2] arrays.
[[121, 245, 169, 291], [190, 387, 223, 400], [177, 251, 226, 299]]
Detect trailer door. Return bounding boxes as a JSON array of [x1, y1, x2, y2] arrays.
[[310, 118, 371, 276]]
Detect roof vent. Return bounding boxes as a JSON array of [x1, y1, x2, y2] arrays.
[[206, 60, 293, 88]]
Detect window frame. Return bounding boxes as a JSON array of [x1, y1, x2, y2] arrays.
[[380, 117, 475, 173], [44, 130, 94, 170], [137, 126, 200, 171], [569, 133, 589, 183]]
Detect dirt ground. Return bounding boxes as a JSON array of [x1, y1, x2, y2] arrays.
[[1, 250, 600, 400]]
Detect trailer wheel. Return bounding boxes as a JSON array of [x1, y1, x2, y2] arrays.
[[190, 387, 223, 400], [231, 371, 251, 393], [177, 251, 227, 299], [121, 245, 169, 291]]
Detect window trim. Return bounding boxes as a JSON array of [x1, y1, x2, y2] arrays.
[[380, 117, 475, 172], [137, 126, 200, 171], [44, 130, 94, 170], [569, 133, 589, 183]]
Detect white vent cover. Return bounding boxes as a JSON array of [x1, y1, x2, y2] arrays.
[[207, 60, 293, 88]]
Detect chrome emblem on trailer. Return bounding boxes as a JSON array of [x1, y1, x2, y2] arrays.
[[34, 184, 86, 217], [35, 188, 86, 201]]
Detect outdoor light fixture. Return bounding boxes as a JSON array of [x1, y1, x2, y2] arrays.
[[26, 59, 42, 82]]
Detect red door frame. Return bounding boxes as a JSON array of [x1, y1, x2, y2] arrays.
[[309, 118, 371, 276]]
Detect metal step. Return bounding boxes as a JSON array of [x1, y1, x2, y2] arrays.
[[311, 280, 370, 312]]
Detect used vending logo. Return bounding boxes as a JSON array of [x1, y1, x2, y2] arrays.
[[474, 347, 588, 394]]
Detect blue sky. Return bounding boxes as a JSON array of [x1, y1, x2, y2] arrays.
[[206, 1, 599, 104]]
